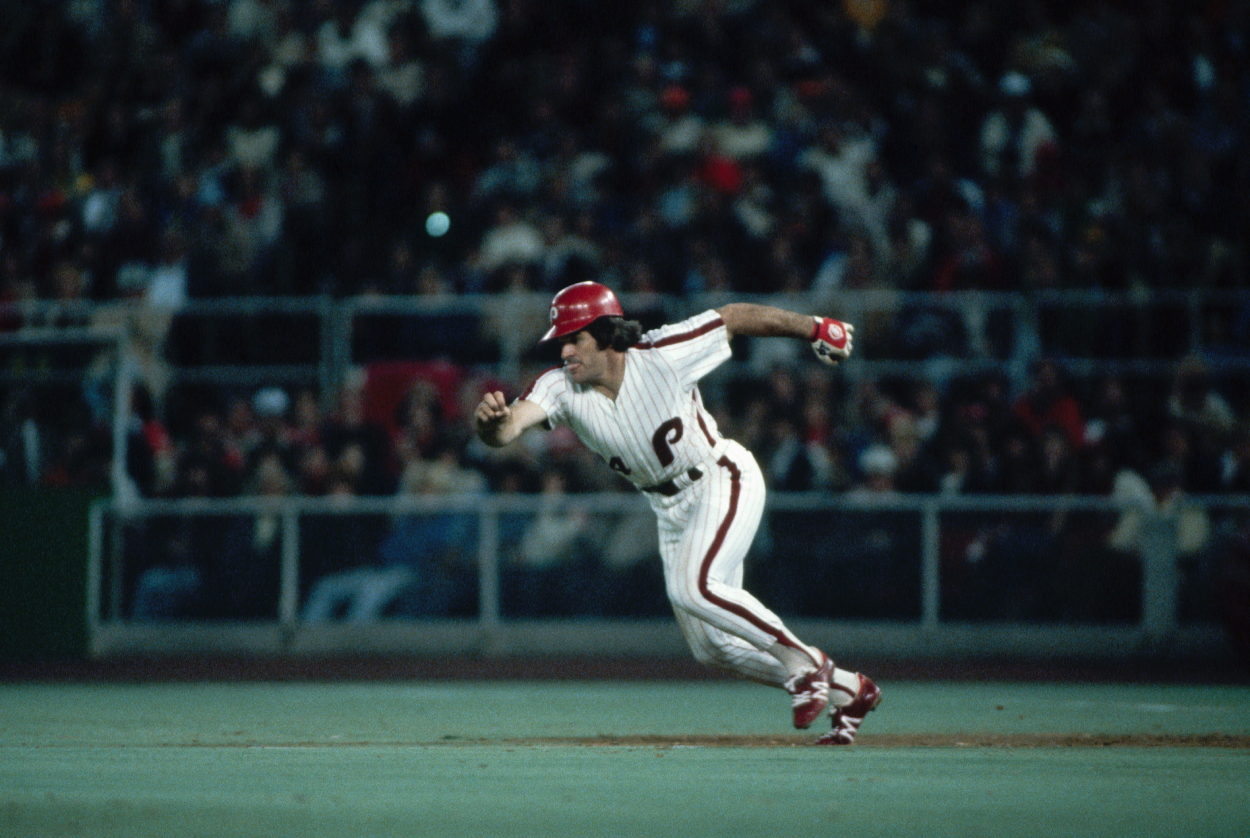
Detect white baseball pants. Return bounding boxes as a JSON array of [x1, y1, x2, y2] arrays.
[[648, 440, 817, 686]]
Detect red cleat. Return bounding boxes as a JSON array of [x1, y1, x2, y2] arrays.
[[785, 652, 834, 729], [816, 673, 882, 745]]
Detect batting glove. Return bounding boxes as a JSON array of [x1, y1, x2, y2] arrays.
[[811, 316, 854, 365]]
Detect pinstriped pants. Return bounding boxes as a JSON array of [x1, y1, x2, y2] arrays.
[[649, 440, 811, 687]]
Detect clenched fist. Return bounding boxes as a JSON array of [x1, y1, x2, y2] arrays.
[[474, 390, 511, 432], [811, 317, 854, 365]]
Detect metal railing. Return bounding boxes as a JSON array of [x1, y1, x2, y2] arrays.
[[8, 289, 1249, 661], [7, 287, 1250, 393], [87, 492, 1245, 660]]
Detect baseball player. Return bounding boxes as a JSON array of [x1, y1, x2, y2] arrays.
[[473, 281, 881, 744]]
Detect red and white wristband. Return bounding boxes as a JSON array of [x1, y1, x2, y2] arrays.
[[811, 316, 849, 350]]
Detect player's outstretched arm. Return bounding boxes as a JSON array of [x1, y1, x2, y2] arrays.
[[473, 392, 548, 447], [715, 303, 854, 365]]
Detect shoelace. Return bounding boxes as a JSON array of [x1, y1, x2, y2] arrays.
[[786, 672, 830, 708], [833, 709, 864, 726]]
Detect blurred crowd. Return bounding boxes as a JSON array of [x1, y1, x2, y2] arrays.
[[3, 0, 1247, 622], [1, 0, 1249, 504], [102, 346, 1250, 504], [108, 348, 1244, 622], [2, 0, 1246, 303]]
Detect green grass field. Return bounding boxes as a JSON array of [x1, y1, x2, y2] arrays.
[[3, 679, 1249, 837]]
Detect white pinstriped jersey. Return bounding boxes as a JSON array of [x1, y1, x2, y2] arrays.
[[518, 307, 821, 685], [519, 310, 732, 489]]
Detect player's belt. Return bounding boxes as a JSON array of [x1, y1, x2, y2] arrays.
[[640, 467, 703, 497]]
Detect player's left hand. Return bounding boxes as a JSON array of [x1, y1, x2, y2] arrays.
[[811, 317, 854, 365]]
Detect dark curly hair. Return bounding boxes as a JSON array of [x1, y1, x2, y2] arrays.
[[585, 316, 643, 351]]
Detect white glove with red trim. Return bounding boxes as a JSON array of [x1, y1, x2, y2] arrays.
[[811, 316, 854, 365]]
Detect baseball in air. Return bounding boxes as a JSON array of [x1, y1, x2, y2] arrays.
[[426, 211, 451, 237]]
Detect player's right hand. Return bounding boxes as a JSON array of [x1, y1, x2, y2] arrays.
[[474, 390, 511, 430]]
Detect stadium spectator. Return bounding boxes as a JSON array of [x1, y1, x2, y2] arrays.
[[1167, 357, 1236, 445], [321, 375, 393, 495], [300, 463, 410, 623], [207, 451, 290, 618], [2, 0, 1249, 516], [1011, 358, 1085, 452], [130, 457, 218, 620], [847, 443, 898, 502], [502, 464, 600, 617], [709, 86, 773, 161], [474, 202, 545, 282], [979, 72, 1058, 184], [225, 96, 281, 173], [368, 437, 484, 618], [1220, 426, 1250, 494], [171, 407, 246, 498]]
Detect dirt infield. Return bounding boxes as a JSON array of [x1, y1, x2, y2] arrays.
[[485, 733, 1250, 748], [132, 733, 1250, 748], [65, 732, 1249, 749]]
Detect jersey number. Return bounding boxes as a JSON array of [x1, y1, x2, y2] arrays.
[[608, 417, 684, 474]]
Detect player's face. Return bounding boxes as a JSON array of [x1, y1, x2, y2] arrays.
[[559, 330, 608, 385]]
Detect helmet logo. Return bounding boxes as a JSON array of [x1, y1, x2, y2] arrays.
[[550, 305, 559, 323]]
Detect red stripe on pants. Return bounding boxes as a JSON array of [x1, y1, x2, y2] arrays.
[[697, 454, 798, 650]]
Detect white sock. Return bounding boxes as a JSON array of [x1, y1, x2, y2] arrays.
[[769, 641, 822, 681], [829, 668, 862, 707]]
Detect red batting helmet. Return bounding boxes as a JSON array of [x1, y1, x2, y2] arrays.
[[540, 281, 624, 342]]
